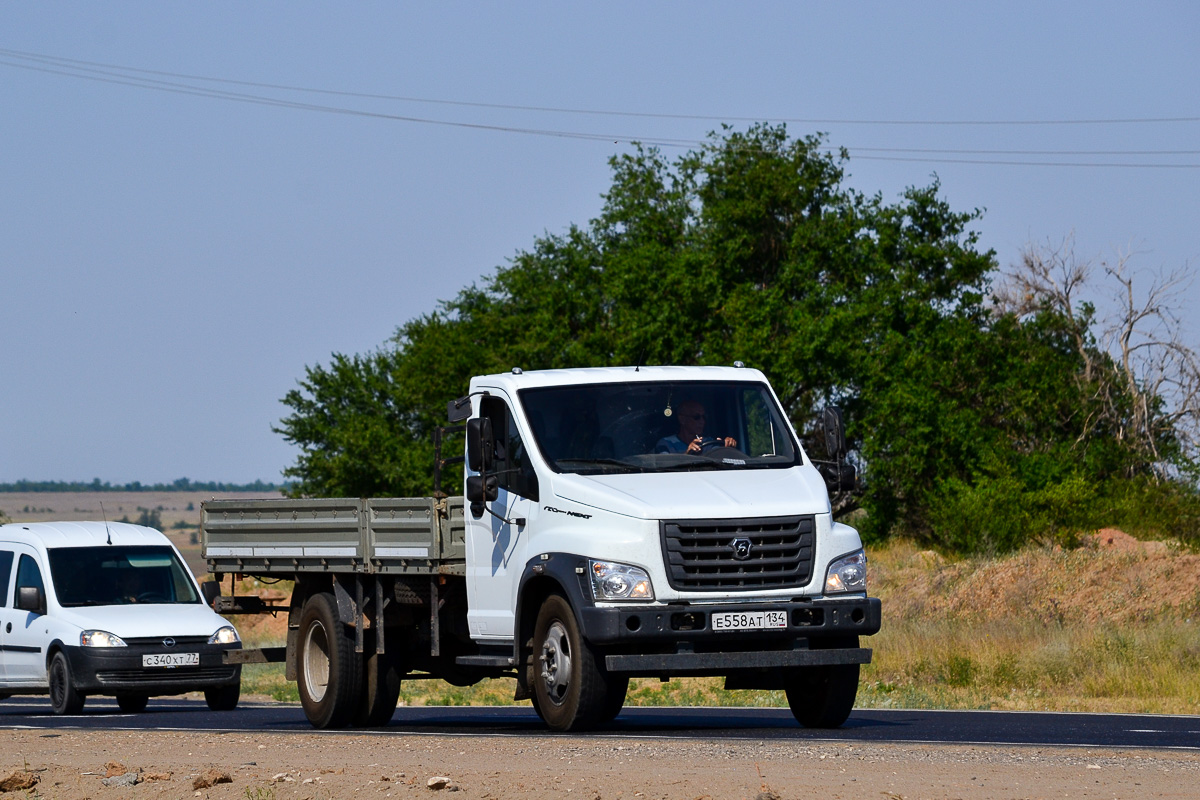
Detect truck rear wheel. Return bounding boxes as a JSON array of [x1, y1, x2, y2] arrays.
[[353, 644, 403, 727], [297, 592, 361, 729], [532, 594, 613, 732], [784, 643, 860, 729]]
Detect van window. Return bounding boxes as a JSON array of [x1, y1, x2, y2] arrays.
[[0, 550, 13, 606], [16, 554, 44, 596], [47, 546, 200, 607]]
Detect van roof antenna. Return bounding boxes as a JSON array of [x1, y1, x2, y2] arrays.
[[101, 502, 113, 545]]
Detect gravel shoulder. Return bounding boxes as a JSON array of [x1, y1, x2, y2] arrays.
[[5, 727, 1199, 799]]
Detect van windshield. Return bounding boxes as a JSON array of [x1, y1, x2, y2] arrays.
[[519, 380, 803, 475], [47, 546, 200, 607]]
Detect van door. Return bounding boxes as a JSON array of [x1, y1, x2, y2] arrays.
[[465, 394, 540, 641], [0, 547, 15, 685], [3, 549, 49, 686]]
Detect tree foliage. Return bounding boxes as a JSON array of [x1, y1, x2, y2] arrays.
[[276, 125, 1200, 551]]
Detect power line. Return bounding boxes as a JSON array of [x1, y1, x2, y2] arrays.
[[4, 47, 1199, 129], [3, 47, 1198, 168]]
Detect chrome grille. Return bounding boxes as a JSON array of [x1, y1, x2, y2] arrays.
[[661, 515, 815, 590]]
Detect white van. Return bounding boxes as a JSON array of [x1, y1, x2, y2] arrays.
[[0, 520, 242, 714]]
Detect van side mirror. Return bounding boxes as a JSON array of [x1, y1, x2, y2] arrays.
[[16, 586, 45, 615], [466, 417, 494, 472], [200, 580, 223, 608], [823, 406, 846, 459]]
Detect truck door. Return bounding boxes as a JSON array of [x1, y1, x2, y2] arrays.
[[466, 395, 539, 641], [0, 548, 14, 685], [2, 549, 48, 686]]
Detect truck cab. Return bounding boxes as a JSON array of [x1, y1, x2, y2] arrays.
[[460, 365, 880, 729]]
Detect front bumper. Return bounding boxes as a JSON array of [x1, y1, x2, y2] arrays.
[[578, 596, 881, 677], [62, 642, 242, 695]]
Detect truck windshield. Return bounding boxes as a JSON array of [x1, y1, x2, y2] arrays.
[[47, 545, 201, 607], [519, 380, 803, 475]]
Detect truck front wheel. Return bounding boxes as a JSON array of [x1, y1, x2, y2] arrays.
[[532, 594, 614, 732], [784, 662, 860, 728], [297, 592, 362, 729]]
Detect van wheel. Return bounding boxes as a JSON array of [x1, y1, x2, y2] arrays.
[[205, 684, 240, 711], [353, 647, 403, 727], [784, 663, 860, 728], [532, 594, 610, 731], [297, 592, 361, 729], [116, 694, 148, 713], [49, 652, 85, 715]]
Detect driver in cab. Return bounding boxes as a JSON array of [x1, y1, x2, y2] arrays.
[[655, 400, 737, 454]]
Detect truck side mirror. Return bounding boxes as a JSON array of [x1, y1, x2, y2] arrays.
[[16, 586, 45, 615], [446, 396, 472, 423], [818, 461, 857, 493], [466, 417, 494, 472], [466, 474, 499, 518], [823, 406, 846, 459]]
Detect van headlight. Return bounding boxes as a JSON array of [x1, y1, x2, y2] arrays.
[[824, 550, 867, 594], [80, 630, 127, 647], [590, 560, 654, 601], [208, 626, 241, 645]]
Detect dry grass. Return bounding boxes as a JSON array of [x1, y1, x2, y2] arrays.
[[231, 534, 1200, 713]]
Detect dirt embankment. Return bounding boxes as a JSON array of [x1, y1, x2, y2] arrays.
[[876, 529, 1200, 627], [5, 728, 1200, 800]]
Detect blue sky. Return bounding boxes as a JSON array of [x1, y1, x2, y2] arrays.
[[2, 3, 1197, 484]]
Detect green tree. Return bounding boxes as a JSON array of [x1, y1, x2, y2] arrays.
[[277, 125, 1197, 550]]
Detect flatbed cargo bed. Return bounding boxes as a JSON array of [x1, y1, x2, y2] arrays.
[[201, 497, 466, 576]]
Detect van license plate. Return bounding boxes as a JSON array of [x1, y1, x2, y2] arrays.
[[143, 653, 200, 668], [712, 610, 787, 631]]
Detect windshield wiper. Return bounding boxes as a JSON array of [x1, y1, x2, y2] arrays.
[[554, 458, 643, 473]]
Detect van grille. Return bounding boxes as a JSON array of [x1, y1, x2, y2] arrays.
[[95, 666, 237, 685], [661, 515, 815, 591]]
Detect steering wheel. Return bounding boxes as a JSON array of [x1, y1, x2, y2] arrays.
[[135, 591, 166, 603], [700, 444, 749, 462]]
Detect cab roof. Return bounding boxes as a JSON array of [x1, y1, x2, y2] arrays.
[[469, 364, 769, 393], [0, 521, 171, 549]]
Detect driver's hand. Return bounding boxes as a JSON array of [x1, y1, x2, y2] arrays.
[[723, 436, 738, 448], [687, 436, 703, 454]]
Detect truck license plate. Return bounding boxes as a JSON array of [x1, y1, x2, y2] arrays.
[[142, 652, 200, 668], [711, 610, 787, 631]]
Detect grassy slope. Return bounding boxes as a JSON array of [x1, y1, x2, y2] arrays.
[[237, 535, 1200, 713]]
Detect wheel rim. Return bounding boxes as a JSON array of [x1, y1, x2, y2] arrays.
[[49, 658, 66, 708], [538, 620, 573, 706], [302, 618, 331, 703]]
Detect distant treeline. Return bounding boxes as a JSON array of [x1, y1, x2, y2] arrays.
[[0, 478, 286, 493]]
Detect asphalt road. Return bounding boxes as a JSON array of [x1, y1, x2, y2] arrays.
[[3, 698, 1199, 750]]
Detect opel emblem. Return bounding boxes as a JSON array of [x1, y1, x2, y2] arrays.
[[163, 637, 176, 648], [731, 537, 752, 561]]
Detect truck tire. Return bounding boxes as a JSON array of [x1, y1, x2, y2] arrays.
[[116, 694, 149, 713], [353, 646, 403, 727], [598, 676, 629, 722], [297, 592, 361, 729], [205, 683, 240, 711], [532, 594, 612, 732], [784, 660, 860, 728], [49, 651, 85, 715]]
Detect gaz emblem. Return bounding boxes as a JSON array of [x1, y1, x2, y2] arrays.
[[730, 537, 753, 561]]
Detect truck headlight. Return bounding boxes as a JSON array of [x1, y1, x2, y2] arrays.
[[80, 630, 127, 647], [825, 550, 867, 594], [208, 626, 241, 645], [590, 560, 654, 601]]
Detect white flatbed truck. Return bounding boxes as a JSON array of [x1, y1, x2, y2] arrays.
[[201, 365, 881, 731]]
